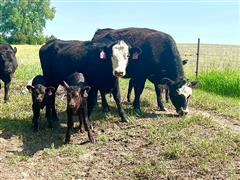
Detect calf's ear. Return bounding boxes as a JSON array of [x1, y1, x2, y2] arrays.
[[26, 85, 34, 93], [82, 86, 91, 98], [46, 86, 55, 96], [62, 81, 70, 90]]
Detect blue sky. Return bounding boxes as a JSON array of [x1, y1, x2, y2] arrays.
[[45, 0, 239, 45]]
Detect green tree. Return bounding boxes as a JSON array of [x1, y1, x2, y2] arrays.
[[0, 0, 55, 44]]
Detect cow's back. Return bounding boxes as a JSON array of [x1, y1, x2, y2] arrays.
[[39, 40, 88, 86], [92, 27, 184, 80]]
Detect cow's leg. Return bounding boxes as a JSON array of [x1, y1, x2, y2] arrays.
[[78, 110, 84, 133], [4, 80, 11, 103], [32, 104, 40, 132], [52, 86, 59, 121], [100, 90, 110, 112], [127, 78, 134, 103], [87, 88, 98, 118], [165, 87, 169, 103], [155, 84, 166, 111], [133, 77, 146, 115], [112, 80, 128, 122], [46, 103, 53, 129], [65, 110, 73, 143], [83, 104, 94, 143]]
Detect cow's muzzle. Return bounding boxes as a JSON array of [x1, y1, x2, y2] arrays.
[[114, 71, 124, 77], [177, 107, 189, 116]]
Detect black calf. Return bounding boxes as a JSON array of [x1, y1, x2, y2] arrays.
[[27, 75, 55, 131], [63, 72, 94, 143]]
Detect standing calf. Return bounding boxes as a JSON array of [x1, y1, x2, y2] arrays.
[[26, 75, 55, 131], [0, 44, 18, 102], [63, 72, 94, 143]]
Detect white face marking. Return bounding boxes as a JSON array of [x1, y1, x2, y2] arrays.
[[111, 40, 129, 77], [177, 84, 192, 99]]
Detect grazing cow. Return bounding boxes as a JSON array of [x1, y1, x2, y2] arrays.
[[126, 59, 188, 111], [39, 39, 139, 122], [26, 75, 55, 131], [0, 44, 18, 102], [92, 28, 197, 115], [63, 72, 94, 143]]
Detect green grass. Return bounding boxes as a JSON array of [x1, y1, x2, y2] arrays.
[[197, 69, 240, 98]]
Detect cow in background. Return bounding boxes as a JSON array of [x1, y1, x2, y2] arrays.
[[0, 44, 18, 102]]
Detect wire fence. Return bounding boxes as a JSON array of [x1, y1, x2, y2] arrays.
[[177, 42, 240, 77]]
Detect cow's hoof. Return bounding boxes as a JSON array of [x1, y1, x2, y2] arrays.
[[47, 124, 53, 130], [33, 128, 38, 132], [134, 108, 142, 116], [121, 116, 128, 123], [158, 107, 168, 111], [89, 135, 95, 143], [4, 99, 10, 103], [102, 106, 110, 112], [65, 139, 70, 144], [53, 117, 59, 121]]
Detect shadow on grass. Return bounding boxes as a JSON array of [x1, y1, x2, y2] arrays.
[[0, 106, 110, 156]]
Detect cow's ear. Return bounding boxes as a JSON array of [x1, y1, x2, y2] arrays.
[[130, 47, 142, 60], [162, 78, 175, 86], [26, 85, 34, 93], [46, 86, 55, 96], [182, 59, 188, 65], [188, 80, 198, 88], [99, 50, 107, 59], [13, 47, 17, 54], [82, 86, 91, 98], [62, 81, 70, 91]]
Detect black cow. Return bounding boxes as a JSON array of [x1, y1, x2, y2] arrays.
[[126, 59, 188, 111], [0, 44, 18, 102], [63, 72, 94, 143], [92, 28, 197, 115], [39, 39, 139, 122], [26, 75, 55, 131]]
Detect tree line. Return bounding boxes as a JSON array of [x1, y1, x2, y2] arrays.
[[0, 0, 56, 44]]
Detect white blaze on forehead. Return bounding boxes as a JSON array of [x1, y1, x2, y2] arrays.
[[111, 40, 129, 76], [177, 84, 192, 98]]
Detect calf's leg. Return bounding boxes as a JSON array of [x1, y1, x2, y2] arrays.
[[65, 110, 74, 143], [82, 104, 94, 143]]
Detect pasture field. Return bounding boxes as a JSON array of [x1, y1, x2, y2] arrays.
[[0, 44, 239, 179]]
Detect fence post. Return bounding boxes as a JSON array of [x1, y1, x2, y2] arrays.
[[195, 38, 200, 80]]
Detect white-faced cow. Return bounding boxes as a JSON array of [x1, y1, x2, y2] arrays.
[[92, 28, 197, 116], [39, 39, 139, 122], [0, 44, 18, 102]]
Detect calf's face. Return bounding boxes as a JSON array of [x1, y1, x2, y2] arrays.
[[63, 81, 91, 111], [27, 85, 55, 104]]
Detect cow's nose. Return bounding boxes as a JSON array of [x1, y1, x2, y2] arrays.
[[114, 71, 124, 77], [177, 107, 189, 116]]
